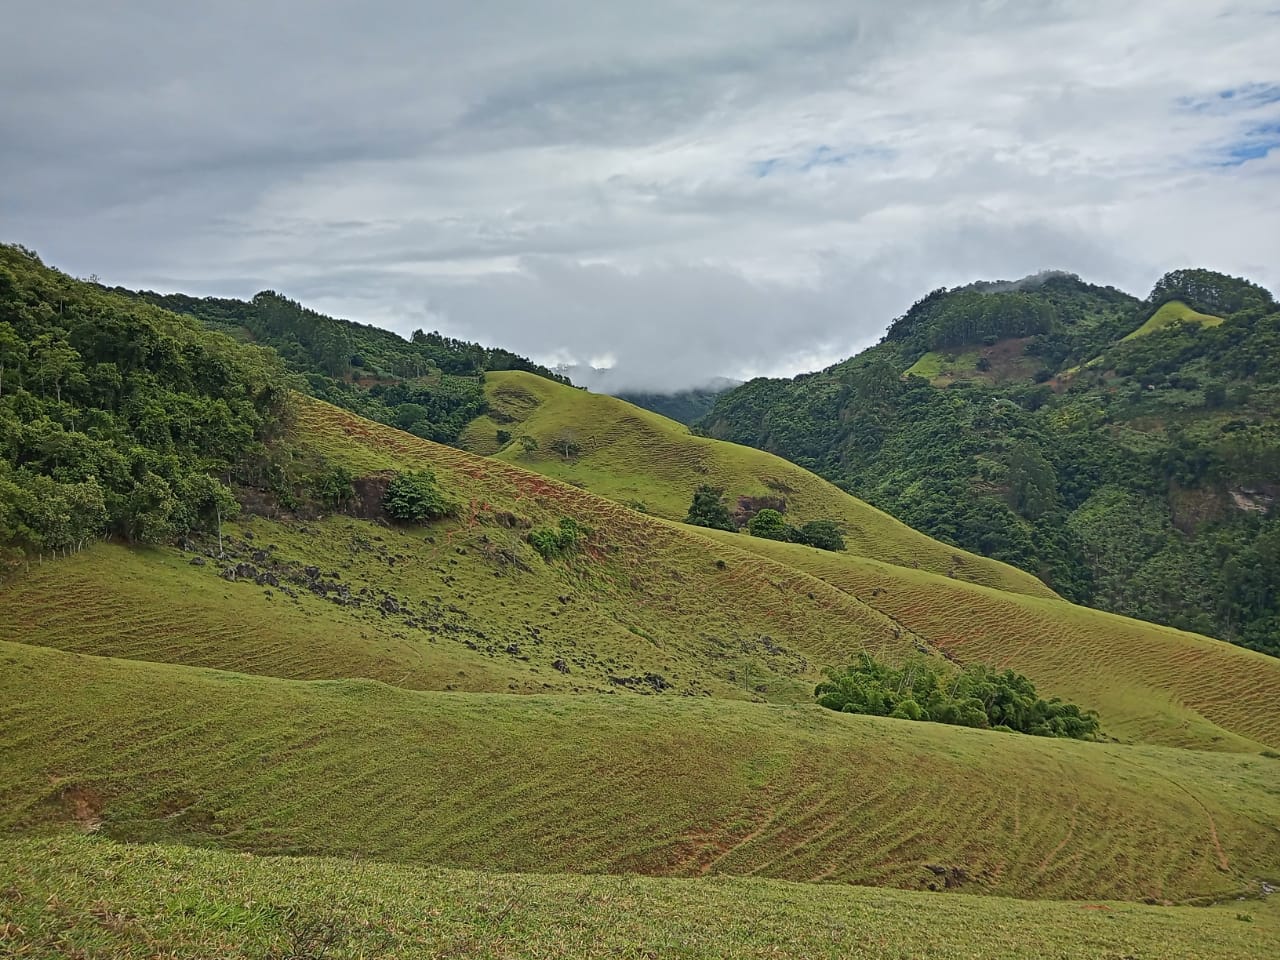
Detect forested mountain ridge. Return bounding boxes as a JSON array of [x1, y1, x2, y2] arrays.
[[115, 283, 568, 445], [702, 268, 1280, 655]]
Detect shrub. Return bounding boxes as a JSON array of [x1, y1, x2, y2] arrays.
[[684, 485, 736, 532], [529, 517, 587, 560], [794, 519, 845, 551], [748, 508, 794, 542], [815, 653, 1101, 740], [382, 470, 454, 523], [495, 429, 512, 446]]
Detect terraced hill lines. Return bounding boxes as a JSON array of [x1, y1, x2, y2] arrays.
[[7, 837, 1279, 960], [4, 641, 1279, 904], [687, 527, 1280, 752], [0, 494, 919, 702], [456, 371, 1055, 599]]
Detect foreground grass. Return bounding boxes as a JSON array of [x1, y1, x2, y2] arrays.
[[2, 835, 1277, 960], [3, 641, 1279, 903]]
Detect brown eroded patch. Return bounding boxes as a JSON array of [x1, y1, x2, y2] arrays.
[[58, 784, 104, 833]]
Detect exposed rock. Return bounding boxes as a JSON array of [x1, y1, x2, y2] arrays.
[[189, 556, 207, 567], [552, 658, 569, 674]]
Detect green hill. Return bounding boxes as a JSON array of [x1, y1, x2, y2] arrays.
[[459, 370, 1054, 599], [703, 269, 1280, 654], [5, 640, 1279, 904], [1121, 300, 1224, 341]]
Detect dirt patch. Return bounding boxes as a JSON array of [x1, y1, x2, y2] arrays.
[[733, 495, 787, 528], [58, 784, 103, 833], [349, 473, 394, 520]]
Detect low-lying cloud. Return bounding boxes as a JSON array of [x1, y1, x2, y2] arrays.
[[2, 1, 1277, 390]]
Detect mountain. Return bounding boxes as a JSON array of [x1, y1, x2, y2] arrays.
[[703, 269, 1280, 655], [3, 246, 1280, 956]]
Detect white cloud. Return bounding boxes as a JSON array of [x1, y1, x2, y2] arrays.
[[2, 0, 1277, 389]]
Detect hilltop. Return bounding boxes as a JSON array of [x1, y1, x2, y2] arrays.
[[704, 268, 1280, 655]]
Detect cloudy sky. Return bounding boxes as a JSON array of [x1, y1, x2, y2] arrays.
[[3, 1, 1278, 391]]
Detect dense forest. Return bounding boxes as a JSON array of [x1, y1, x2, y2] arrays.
[[118, 287, 568, 444], [703, 270, 1280, 656], [0, 245, 292, 561], [0, 245, 568, 564]]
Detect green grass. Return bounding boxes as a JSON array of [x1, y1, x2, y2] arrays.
[[3, 640, 1280, 904], [685, 525, 1280, 753], [4, 835, 1278, 959], [1122, 301, 1224, 341], [458, 372, 1054, 599], [0, 509, 917, 705]]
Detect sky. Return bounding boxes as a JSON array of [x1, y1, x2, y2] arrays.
[[3, 1, 1279, 392]]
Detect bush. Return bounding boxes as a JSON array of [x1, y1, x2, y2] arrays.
[[684, 485, 736, 532], [815, 653, 1102, 740], [794, 519, 845, 551], [382, 470, 454, 523], [748, 508, 794, 542], [529, 517, 587, 560]]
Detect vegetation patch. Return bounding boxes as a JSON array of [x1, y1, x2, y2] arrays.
[[816, 653, 1101, 739], [528, 517, 588, 560], [382, 469, 456, 523]]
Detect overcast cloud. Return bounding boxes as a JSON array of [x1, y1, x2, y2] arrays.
[[2, 1, 1278, 390]]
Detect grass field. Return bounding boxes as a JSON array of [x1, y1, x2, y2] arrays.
[[687, 525, 1280, 753], [4, 835, 1277, 960], [0, 509, 918, 704], [4, 640, 1280, 905], [457, 372, 1054, 598], [1122, 300, 1225, 341]]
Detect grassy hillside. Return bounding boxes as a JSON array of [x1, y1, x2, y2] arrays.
[[5, 835, 1278, 960], [6, 394, 1276, 754], [459, 371, 1054, 599], [1122, 300, 1224, 341], [5, 640, 1280, 904], [687, 526, 1280, 752]]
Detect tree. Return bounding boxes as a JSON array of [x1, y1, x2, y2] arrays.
[[795, 519, 845, 551], [124, 472, 178, 543], [684, 485, 736, 532], [550, 429, 581, 459], [383, 470, 454, 523], [30, 333, 81, 403], [748, 508, 794, 542], [518, 435, 539, 455], [0, 321, 23, 398]]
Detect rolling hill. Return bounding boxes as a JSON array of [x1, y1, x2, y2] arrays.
[[3, 248, 1280, 957], [459, 370, 1054, 599], [5, 639, 1280, 905]]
